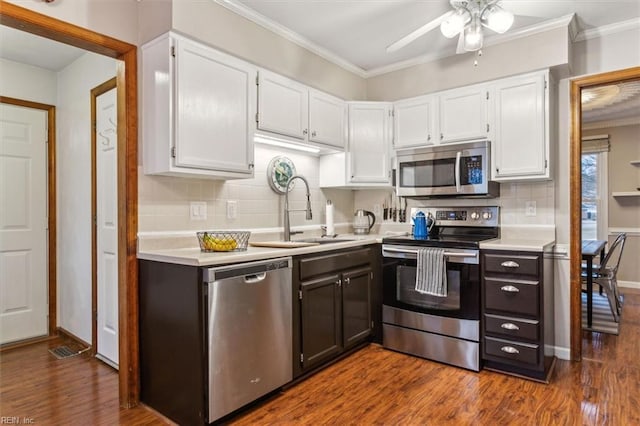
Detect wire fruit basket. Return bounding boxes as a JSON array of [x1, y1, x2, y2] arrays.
[[197, 231, 251, 252]]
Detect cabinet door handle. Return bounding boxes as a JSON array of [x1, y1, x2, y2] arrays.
[[500, 285, 520, 293], [501, 322, 520, 331], [500, 261, 520, 268], [303, 129, 308, 136], [344, 277, 350, 285], [440, 133, 444, 140], [500, 346, 520, 354], [311, 130, 317, 137], [336, 279, 342, 287]]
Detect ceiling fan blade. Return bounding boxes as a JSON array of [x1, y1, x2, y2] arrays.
[[456, 31, 465, 54], [386, 11, 453, 53]]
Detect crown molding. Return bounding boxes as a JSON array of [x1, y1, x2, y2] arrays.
[[575, 17, 640, 42], [213, 0, 368, 78], [582, 116, 640, 130]]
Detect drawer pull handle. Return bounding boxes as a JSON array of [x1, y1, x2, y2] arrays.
[[500, 285, 520, 293], [500, 346, 520, 354], [501, 322, 520, 331], [501, 261, 520, 268]]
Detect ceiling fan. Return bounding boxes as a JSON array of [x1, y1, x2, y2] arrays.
[[387, 0, 516, 55]]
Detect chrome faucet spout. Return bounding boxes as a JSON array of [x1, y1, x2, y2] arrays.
[[284, 175, 313, 241]]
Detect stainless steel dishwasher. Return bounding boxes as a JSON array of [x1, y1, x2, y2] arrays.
[[204, 257, 292, 422]]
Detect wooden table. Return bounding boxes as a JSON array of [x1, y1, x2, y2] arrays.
[[582, 239, 607, 328]]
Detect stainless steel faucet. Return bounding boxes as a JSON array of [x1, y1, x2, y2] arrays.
[[283, 175, 312, 241]]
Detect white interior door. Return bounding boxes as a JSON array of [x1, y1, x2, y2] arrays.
[[96, 88, 118, 367], [0, 103, 48, 344]]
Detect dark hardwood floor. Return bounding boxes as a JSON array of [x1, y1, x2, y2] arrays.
[[2, 290, 639, 425]]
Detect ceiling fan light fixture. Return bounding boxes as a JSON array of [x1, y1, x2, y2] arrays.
[[482, 4, 514, 34], [440, 8, 471, 38], [463, 23, 483, 52]]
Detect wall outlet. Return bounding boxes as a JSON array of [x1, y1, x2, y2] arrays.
[[190, 201, 207, 221], [525, 201, 537, 217], [226, 200, 238, 220]]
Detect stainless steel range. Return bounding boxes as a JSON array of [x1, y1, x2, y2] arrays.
[[381, 206, 499, 371]]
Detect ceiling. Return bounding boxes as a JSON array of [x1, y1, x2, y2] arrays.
[[582, 81, 640, 124], [230, 0, 640, 73]]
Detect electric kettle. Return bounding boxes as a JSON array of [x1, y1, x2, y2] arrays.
[[353, 209, 376, 235]]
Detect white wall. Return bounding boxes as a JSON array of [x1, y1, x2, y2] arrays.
[[0, 58, 57, 105], [56, 52, 117, 343], [5, 0, 139, 45]]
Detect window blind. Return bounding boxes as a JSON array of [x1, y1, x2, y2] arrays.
[[582, 134, 610, 153]]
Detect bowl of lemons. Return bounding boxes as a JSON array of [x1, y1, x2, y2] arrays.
[[197, 231, 251, 252]]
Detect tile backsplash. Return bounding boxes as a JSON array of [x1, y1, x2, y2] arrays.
[[138, 145, 354, 234], [353, 181, 556, 227]]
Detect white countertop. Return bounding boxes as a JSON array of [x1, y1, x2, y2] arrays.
[[479, 238, 555, 252], [137, 234, 383, 267]]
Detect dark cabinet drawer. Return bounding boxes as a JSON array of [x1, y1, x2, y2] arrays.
[[484, 277, 539, 317], [484, 314, 539, 341], [484, 253, 540, 276], [299, 248, 372, 280], [484, 336, 539, 367]]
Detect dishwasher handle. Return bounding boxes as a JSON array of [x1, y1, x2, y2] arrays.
[[244, 272, 267, 284]]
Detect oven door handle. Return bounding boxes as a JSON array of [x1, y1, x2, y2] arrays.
[[455, 150, 462, 193], [382, 247, 477, 258]]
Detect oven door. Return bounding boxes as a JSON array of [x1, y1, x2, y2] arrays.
[[396, 143, 490, 197], [382, 245, 480, 320]]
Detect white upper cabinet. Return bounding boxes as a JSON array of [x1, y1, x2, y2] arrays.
[[308, 89, 346, 148], [491, 70, 549, 181], [257, 69, 308, 140], [142, 32, 255, 179], [319, 102, 392, 188], [348, 102, 393, 184], [393, 95, 435, 149], [438, 85, 489, 143], [257, 70, 346, 150]]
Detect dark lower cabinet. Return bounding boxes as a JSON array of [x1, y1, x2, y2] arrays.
[[294, 246, 378, 377], [481, 248, 555, 383]]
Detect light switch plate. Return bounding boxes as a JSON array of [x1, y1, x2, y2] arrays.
[[525, 201, 537, 217], [226, 200, 238, 220], [190, 201, 207, 221]]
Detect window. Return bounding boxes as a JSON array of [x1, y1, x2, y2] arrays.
[[581, 136, 609, 240]]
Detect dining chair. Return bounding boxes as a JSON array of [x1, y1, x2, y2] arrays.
[[581, 233, 627, 321]]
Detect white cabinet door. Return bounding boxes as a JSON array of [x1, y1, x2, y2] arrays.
[[257, 70, 308, 140], [142, 32, 255, 179], [438, 85, 489, 143], [393, 95, 435, 149], [175, 37, 255, 174], [492, 72, 548, 180], [309, 89, 346, 148], [348, 103, 392, 184]]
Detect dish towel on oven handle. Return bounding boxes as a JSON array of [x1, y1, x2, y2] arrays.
[[415, 247, 448, 297]]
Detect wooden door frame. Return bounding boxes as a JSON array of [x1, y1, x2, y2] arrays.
[[569, 66, 640, 361], [0, 96, 56, 339], [0, 1, 139, 407], [90, 77, 118, 357]]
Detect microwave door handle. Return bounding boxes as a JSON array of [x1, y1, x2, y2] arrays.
[[455, 151, 462, 193]]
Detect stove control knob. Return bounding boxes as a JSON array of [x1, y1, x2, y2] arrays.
[[482, 211, 492, 220], [470, 211, 480, 220]]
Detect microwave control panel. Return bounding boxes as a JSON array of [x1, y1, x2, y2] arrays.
[[462, 156, 483, 185]]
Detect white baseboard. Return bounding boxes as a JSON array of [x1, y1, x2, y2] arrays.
[[553, 346, 571, 361], [619, 280, 640, 289]]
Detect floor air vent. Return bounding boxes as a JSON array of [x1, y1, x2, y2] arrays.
[[49, 345, 82, 359]]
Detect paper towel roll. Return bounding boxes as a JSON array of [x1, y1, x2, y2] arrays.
[[325, 200, 335, 236]]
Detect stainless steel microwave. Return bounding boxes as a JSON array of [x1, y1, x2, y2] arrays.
[[395, 140, 499, 198]]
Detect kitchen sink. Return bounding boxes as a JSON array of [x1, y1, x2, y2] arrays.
[[293, 237, 355, 244]]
